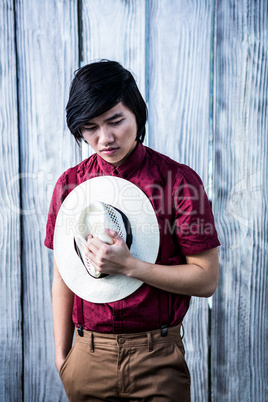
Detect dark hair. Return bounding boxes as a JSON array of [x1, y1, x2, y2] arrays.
[[66, 60, 147, 144]]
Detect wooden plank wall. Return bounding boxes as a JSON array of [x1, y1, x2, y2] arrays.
[[147, 2, 213, 401], [14, 1, 79, 400], [0, 1, 22, 401], [212, 1, 267, 401], [80, 0, 147, 161], [0, 1, 267, 401]]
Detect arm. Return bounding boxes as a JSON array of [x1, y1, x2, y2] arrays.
[[84, 230, 219, 297], [127, 247, 219, 297], [52, 255, 74, 372]]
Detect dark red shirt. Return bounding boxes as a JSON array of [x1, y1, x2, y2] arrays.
[[45, 143, 220, 333]]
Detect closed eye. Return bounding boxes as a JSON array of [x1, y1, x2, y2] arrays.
[[109, 119, 124, 126], [83, 125, 97, 132]]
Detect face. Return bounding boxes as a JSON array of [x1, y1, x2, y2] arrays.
[[80, 103, 138, 167]]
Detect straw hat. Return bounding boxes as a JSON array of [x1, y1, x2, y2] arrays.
[[54, 176, 160, 303]]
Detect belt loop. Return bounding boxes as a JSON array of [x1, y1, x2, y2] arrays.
[[147, 332, 153, 352], [89, 332, 94, 353]]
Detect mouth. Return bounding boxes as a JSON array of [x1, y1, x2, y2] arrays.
[[100, 147, 119, 155]]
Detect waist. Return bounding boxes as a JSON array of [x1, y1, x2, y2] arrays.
[[75, 324, 183, 348]]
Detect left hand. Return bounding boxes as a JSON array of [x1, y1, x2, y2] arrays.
[[83, 228, 134, 276]]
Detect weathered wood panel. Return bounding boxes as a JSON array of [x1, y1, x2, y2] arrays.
[[15, 0, 79, 400], [0, 1, 22, 401], [148, 1, 213, 400], [212, 0, 268, 401], [80, 0, 146, 160]]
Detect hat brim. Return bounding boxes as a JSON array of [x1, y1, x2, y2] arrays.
[[54, 176, 160, 303]]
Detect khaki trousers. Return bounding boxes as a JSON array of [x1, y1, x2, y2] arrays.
[[60, 325, 191, 401]]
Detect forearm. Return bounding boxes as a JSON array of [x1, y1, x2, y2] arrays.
[[126, 248, 219, 297], [52, 258, 74, 370], [85, 231, 219, 297]]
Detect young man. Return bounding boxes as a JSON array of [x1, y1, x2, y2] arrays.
[[45, 60, 220, 401]]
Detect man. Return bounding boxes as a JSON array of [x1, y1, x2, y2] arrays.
[[45, 60, 220, 401]]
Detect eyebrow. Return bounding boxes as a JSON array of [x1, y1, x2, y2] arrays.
[[85, 112, 124, 126]]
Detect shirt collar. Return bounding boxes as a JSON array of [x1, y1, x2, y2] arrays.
[[96, 142, 146, 179]]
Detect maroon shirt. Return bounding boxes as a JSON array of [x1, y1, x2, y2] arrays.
[[45, 143, 220, 333]]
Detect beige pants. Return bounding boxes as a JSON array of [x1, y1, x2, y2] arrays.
[[60, 325, 191, 401]]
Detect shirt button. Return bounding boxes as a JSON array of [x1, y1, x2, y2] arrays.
[[118, 337, 125, 344]]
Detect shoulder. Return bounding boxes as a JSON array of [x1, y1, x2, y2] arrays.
[[174, 164, 204, 186], [56, 153, 97, 185], [144, 146, 202, 185]]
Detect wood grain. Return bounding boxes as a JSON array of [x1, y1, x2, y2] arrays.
[[148, 1, 213, 400], [80, 0, 146, 160], [212, 0, 268, 400], [14, 0, 79, 400], [0, 1, 22, 401]]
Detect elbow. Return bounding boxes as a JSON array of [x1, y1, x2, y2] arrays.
[[203, 273, 219, 297], [204, 283, 218, 297]]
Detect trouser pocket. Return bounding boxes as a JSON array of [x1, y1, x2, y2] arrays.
[[173, 337, 191, 384], [59, 343, 76, 378]]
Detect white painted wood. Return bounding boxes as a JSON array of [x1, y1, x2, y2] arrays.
[[148, 1, 213, 400], [148, 0, 213, 176], [212, 0, 268, 401], [80, 0, 147, 160], [14, 0, 79, 400], [0, 2, 22, 401]]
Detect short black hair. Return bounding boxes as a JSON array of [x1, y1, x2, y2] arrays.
[[66, 60, 147, 144]]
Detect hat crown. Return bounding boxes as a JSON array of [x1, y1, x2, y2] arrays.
[[79, 201, 126, 243]]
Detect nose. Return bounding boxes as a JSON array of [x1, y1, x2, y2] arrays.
[[99, 126, 114, 144]]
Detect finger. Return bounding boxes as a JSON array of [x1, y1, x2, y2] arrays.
[[105, 228, 121, 239], [83, 245, 108, 274], [83, 241, 99, 257], [83, 246, 98, 268], [86, 236, 104, 250], [86, 234, 93, 242]]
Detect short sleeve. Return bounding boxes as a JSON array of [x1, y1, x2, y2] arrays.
[[172, 166, 220, 255], [44, 170, 69, 249]]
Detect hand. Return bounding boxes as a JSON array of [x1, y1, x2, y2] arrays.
[[83, 229, 135, 276], [55, 354, 67, 373]]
